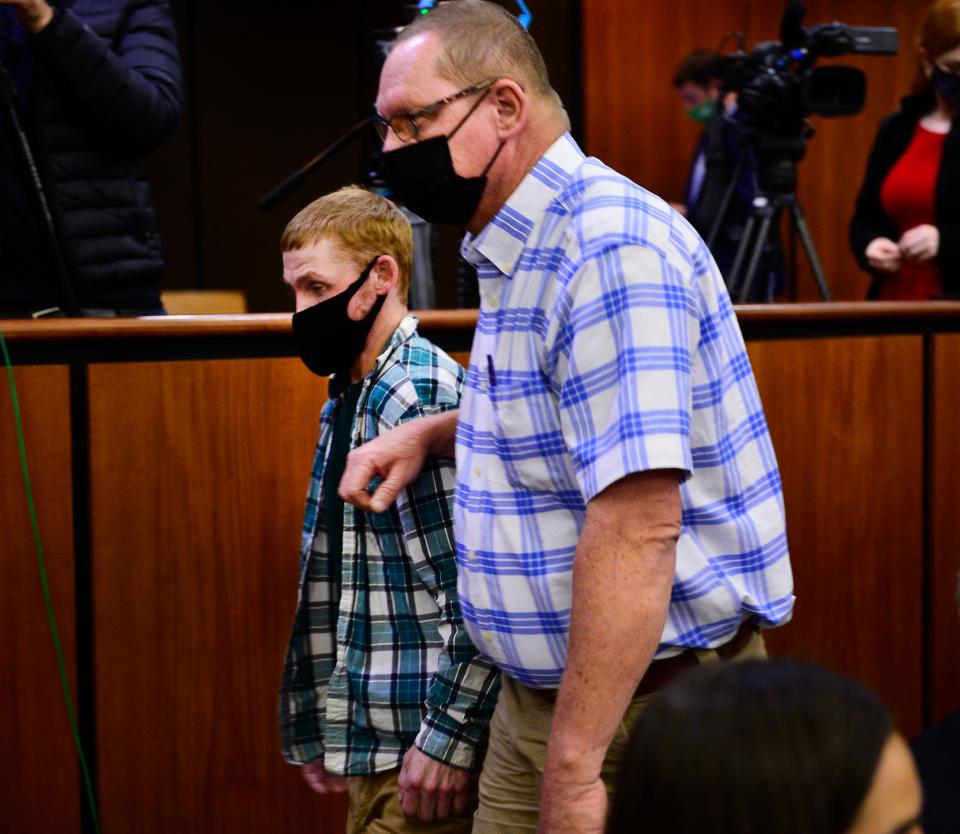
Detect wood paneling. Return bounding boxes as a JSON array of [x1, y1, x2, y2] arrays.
[[4, 310, 957, 828], [0, 365, 80, 834], [929, 334, 960, 725], [748, 336, 925, 736], [87, 359, 342, 833], [584, 0, 927, 301]]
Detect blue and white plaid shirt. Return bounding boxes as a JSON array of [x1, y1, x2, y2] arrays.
[[280, 316, 500, 774], [455, 134, 794, 688]]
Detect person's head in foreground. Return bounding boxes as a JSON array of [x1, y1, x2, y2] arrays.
[[607, 659, 923, 834], [281, 185, 412, 379]]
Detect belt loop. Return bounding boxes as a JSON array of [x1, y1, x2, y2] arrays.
[[693, 647, 721, 665]]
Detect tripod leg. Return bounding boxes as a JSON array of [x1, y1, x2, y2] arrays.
[[705, 152, 746, 250], [789, 202, 833, 301], [738, 213, 775, 303], [726, 212, 758, 299]]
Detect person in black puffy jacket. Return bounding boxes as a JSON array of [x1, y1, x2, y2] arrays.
[[0, 0, 181, 315]]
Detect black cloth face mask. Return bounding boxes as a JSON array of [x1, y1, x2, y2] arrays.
[[292, 255, 385, 377], [932, 66, 960, 111], [381, 89, 504, 226]]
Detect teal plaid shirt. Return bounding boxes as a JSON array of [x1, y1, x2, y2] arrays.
[[280, 315, 500, 775]]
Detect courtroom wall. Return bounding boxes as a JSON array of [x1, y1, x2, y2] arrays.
[[584, 0, 928, 301], [145, 0, 583, 312], [144, 1, 926, 309]]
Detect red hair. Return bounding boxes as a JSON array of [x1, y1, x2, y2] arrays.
[[912, 0, 960, 94]]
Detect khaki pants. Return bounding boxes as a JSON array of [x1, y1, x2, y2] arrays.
[[345, 767, 477, 834], [472, 630, 768, 833]]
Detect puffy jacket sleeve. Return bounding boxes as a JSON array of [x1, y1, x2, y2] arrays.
[[32, 1, 182, 153]]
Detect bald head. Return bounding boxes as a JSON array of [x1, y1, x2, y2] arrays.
[[392, 0, 568, 129]]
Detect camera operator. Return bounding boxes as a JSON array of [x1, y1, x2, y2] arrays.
[[850, 0, 960, 300], [672, 50, 780, 299]]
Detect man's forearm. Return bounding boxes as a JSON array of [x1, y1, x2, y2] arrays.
[[421, 409, 459, 458], [545, 471, 680, 778]]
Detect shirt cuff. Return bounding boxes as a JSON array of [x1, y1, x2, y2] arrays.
[[283, 738, 325, 766], [414, 709, 483, 771]]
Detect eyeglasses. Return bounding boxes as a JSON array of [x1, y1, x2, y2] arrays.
[[374, 78, 497, 144]]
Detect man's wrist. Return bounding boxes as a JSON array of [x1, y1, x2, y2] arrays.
[[415, 718, 479, 771], [544, 734, 606, 782]]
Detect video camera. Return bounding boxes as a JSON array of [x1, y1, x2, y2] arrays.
[[722, 0, 898, 135]]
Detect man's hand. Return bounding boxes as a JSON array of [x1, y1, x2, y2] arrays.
[[339, 410, 458, 513], [397, 746, 471, 824], [865, 237, 903, 273], [301, 758, 348, 795], [537, 770, 607, 834], [0, 0, 54, 34], [899, 224, 940, 263]]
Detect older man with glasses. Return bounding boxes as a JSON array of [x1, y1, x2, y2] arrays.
[[343, 2, 795, 832]]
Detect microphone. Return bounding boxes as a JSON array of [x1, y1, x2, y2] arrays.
[[257, 116, 372, 212]]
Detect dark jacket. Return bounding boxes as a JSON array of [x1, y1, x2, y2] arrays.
[[849, 92, 960, 298], [1, 0, 181, 310], [685, 106, 757, 280]]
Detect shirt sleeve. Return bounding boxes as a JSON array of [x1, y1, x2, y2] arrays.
[[278, 424, 337, 765], [32, 3, 182, 153], [397, 453, 501, 771], [278, 535, 339, 765], [391, 356, 500, 771], [552, 242, 700, 503], [849, 115, 902, 277]]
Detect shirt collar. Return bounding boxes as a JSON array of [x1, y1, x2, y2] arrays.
[[461, 132, 584, 278], [329, 313, 418, 397]]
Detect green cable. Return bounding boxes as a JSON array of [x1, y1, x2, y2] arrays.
[[0, 326, 101, 834]]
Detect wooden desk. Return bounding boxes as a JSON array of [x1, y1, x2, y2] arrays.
[[2, 303, 959, 833]]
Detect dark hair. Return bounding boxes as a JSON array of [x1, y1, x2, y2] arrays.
[[672, 49, 724, 89], [607, 659, 893, 834]]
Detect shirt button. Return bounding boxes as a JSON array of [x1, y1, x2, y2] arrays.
[[487, 295, 499, 310], [466, 549, 477, 562], [483, 632, 494, 644], [473, 466, 482, 478]]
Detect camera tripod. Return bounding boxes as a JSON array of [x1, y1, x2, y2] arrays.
[[704, 124, 833, 303], [727, 189, 832, 303]]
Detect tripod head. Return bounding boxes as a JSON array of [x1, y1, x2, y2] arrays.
[[745, 123, 811, 198]]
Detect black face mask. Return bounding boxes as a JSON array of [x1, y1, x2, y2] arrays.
[[382, 90, 504, 226], [933, 66, 960, 111], [292, 255, 385, 377]]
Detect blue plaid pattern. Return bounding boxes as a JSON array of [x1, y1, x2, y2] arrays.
[[454, 134, 794, 688], [280, 316, 500, 774]]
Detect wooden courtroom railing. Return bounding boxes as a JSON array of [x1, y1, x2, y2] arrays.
[[2, 303, 959, 834]]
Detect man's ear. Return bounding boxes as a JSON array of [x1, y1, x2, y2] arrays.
[[373, 255, 400, 295], [493, 79, 527, 138]]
